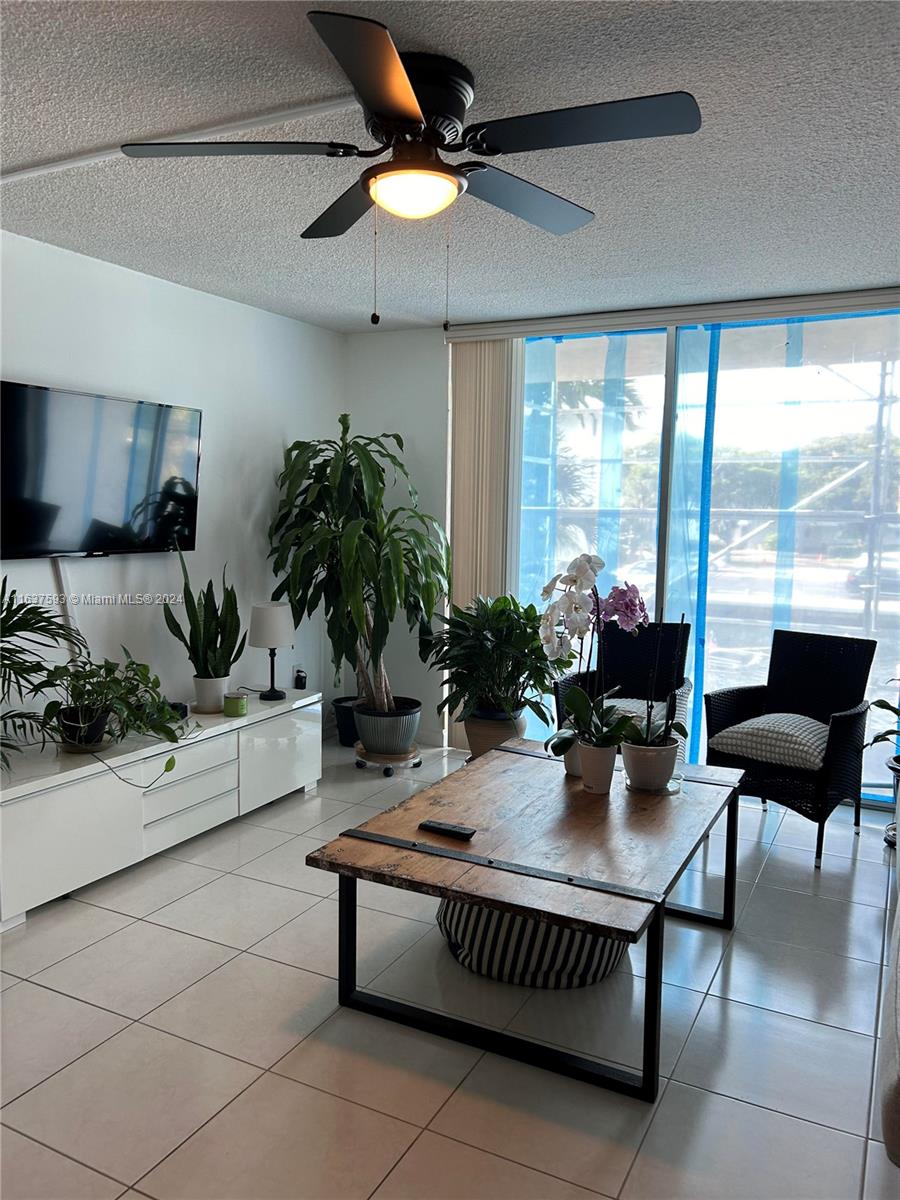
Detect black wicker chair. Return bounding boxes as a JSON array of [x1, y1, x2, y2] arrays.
[[553, 622, 691, 728], [705, 629, 876, 867]]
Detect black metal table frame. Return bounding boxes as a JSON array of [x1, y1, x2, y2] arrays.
[[336, 789, 738, 1103]]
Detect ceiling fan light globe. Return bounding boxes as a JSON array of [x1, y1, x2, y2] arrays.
[[367, 167, 462, 219]]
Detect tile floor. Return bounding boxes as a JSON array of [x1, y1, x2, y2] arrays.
[[1, 741, 897, 1200]]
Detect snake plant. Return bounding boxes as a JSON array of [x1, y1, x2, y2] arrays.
[[163, 551, 246, 679]]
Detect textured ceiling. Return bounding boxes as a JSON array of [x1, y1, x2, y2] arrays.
[[1, 1, 898, 332]]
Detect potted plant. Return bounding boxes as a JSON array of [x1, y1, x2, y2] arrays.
[[540, 553, 650, 792], [545, 687, 638, 794], [163, 551, 247, 713], [269, 413, 448, 756], [866, 684, 899, 848], [33, 652, 183, 753], [426, 595, 567, 758], [0, 577, 87, 771], [618, 615, 690, 792]]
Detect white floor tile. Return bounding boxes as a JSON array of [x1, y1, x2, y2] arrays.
[[354, 776, 432, 809], [870, 1044, 884, 1141], [301, 802, 390, 841], [712, 801, 785, 844], [143, 953, 337, 1067], [148, 873, 318, 949], [508, 974, 703, 1076], [239, 791, 354, 835], [137, 1072, 416, 1200], [622, 1081, 865, 1199], [674, 994, 874, 1134], [369, 926, 530, 1028], [232, 833, 340, 896], [2, 1023, 259, 1185], [273, 1007, 481, 1124], [0, 900, 132, 979], [356, 878, 440, 922], [1, 972, 21, 991], [739, 883, 886, 963], [73, 856, 222, 918], [31, 919, 235, 1018], [686, 833, 771, 881], [623, 920, 731, 993], [372, 1131, 602, 1200], [759, 844, 890, 908], [413, 753, 469, 784], [162, 822, 294, 871], [430, 1053, 658, 1196], [0, 1126, 125, 1200], [863, 1140, 900, 1198], [250, 898, 430, 984], [1, 981, 129, 1104], [775, 811, 895, 865], [312, 763, 399, 806], [711, 931, 882, 1034], [666, 873, 753, 921]]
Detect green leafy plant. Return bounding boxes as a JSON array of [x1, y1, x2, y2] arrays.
[[269, 413, 449, 712], [163, 551, 246, 679], [866, 682, 899, 752], [544, 685, 638, 754], [620, 712, 688, 747], [33, 652, 182, 777], [426, 595, 565, 725], [1, 577, 87, 770]]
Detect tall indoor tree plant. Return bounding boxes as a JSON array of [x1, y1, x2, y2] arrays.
[[269, 413, 449, 755]]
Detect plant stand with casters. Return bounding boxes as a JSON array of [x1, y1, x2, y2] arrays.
[[354, 741, 422, 778]]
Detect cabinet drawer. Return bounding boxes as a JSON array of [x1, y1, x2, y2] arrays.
[[143, 761, 238, 824], [1, 772, 141, 919], [143, 790, 238, 856], [143, 732, 237, 787], [239, 704, 322, 814]]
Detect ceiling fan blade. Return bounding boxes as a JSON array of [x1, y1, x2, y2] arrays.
[[301, 180, 373, 239], [461, 164, 592, 235], [121, 140, 359, 159], [308, 10, 424, 126], [463, 91, 701, 155]]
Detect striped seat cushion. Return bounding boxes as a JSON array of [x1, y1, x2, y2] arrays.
[[437, 899, 627, 989], [615, 679, 693, 763], [708, 711, 829, 771]]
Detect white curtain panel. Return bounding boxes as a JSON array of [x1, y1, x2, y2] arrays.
[[448, 337, 523, 747]]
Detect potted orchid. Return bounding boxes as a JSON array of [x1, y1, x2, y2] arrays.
[[541, 553, 649, 794], [619, 617, 689, 791]]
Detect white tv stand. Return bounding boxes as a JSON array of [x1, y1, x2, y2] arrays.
[[0, 689, 322, 928]]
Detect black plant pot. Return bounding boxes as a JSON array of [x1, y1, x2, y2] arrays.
[[353, 697, 422, 755], [58, 706, 109, 749], [332, 697, 360, 748]]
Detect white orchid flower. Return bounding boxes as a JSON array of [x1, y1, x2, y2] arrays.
[[540, 573, 562, 601], [565, 609, 592, 638]]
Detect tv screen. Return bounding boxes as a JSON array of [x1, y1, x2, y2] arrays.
[[1, 381, 202, 559]]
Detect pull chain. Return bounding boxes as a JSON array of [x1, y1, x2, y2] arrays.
[[370, 204, 380, 325], [442, 205, 452, 334]]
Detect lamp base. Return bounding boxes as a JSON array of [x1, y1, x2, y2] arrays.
[[260, 687, 286, 702]]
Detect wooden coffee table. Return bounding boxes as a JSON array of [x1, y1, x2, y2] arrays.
[[306, 741, 743, 1101]]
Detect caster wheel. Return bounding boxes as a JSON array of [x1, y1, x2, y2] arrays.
[[355, 760, 365, 770], [412, 760, 421, 768], [383, 767, 394, 778]]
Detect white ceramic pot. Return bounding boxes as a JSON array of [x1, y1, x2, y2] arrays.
[[564, 744, 583, 777], [578, 742, 617, 795], [193, 675, 230, 714], [621, 739, 679, 792]]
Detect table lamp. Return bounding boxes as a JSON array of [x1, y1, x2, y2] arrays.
[[248, 602, 295, 701]]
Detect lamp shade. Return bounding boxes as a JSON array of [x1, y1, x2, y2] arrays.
[[248, 602, 295, 649]]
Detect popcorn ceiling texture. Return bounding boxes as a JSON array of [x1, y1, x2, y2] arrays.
[[2, 1, 898, 331]]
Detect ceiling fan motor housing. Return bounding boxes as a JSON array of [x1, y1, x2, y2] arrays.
[[365, 52, 475, 146]]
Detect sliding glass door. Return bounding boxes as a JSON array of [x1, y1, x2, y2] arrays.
[[515, 306, 900, 799]]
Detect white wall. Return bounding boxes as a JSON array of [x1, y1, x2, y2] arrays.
[[343, 328, 451, 746], [0, 232, 345, 702]]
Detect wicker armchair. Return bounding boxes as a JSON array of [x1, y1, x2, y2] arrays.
[[705, 629, 876, 866], [554, 622, 690, 729]]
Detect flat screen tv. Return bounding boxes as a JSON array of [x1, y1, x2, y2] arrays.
[[1, 381, 202, 559]]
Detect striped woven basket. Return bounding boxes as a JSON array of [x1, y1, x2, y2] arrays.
[[437, 899, 627, 989]]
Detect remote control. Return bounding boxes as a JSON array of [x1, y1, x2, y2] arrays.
[[417, 819, 477, 841]]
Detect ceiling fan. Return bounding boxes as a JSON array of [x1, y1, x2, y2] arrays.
[[122, 9, 701, 239]]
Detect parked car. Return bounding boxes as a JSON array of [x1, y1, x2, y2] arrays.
[[845, 552, 900, 599]]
